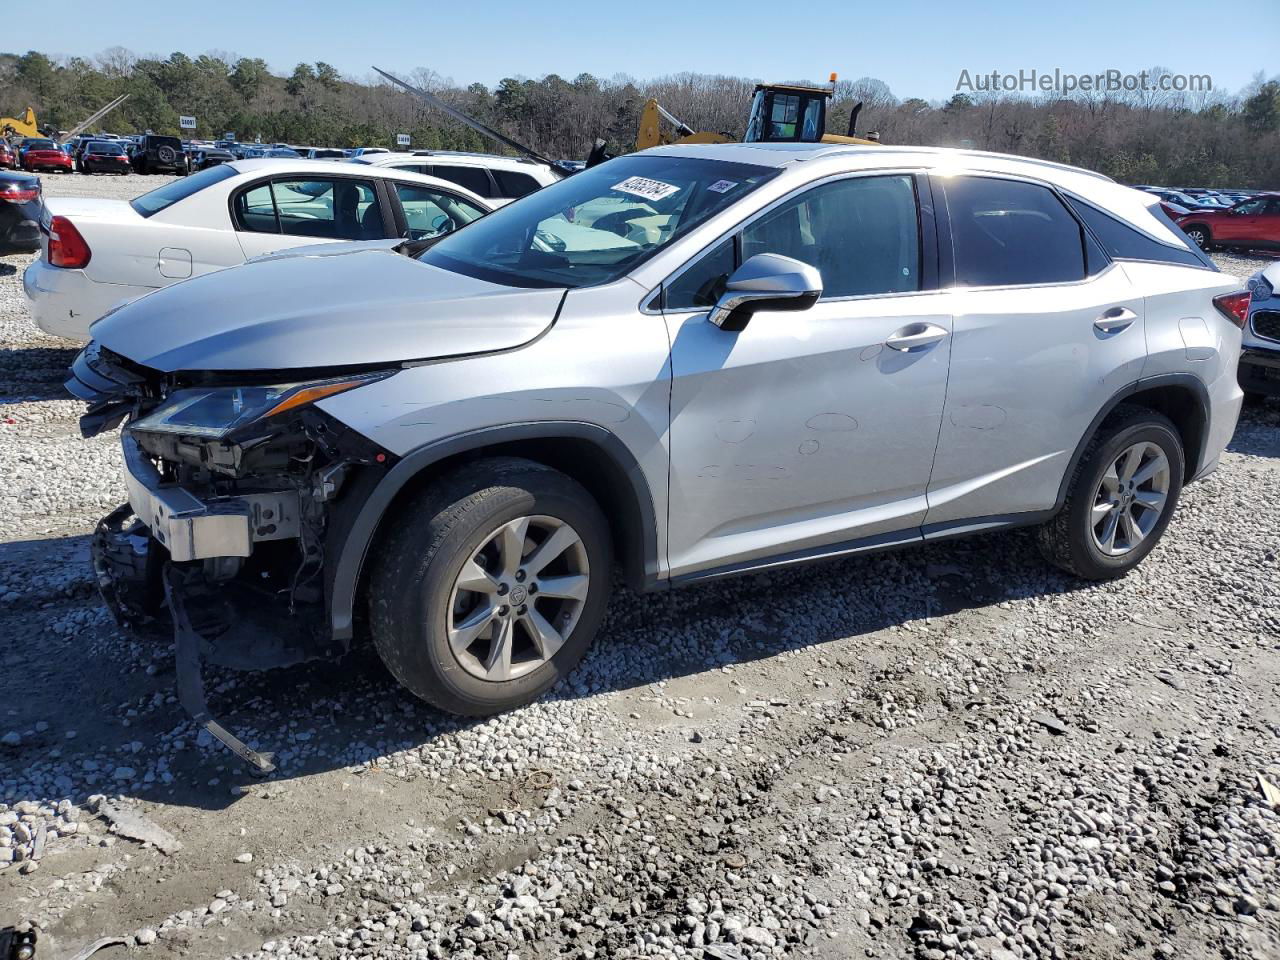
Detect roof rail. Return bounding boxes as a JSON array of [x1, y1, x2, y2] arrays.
[[812, 144, 1115, 183]]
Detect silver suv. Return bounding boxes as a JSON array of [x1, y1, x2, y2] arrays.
[[71, 143, 1246, 768]]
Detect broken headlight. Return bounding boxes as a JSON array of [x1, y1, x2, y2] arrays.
[[129, 372, 392, 440]]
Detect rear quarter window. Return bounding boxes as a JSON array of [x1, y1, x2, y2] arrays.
[[1066, 195, 1213, 269], [492, 170, 543, 199]]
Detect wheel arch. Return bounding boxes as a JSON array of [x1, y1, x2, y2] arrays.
[[327, 422, 661, 642], [1055, 373, 1210, 511]]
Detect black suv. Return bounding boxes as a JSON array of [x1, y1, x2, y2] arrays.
[[130, 135, 188, 175]]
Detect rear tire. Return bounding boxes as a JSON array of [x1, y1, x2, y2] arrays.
[[1184, 225, 1211, 250], [1037, 405, 1184, 580], [368, 457, 612, 716]]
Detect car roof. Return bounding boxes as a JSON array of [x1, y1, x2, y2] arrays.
[[644, 142, 1206, 248], [223, 158, 492, 207], [646, 141, 1115, 182], [357, 151, 551, 171]]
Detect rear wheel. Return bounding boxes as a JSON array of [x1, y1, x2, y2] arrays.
[[1037, 405, 1184, 580], [368, 458, 612, 716], [1184, 224, 1211, 250]]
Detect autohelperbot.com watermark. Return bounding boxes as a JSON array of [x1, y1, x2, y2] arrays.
[[956, 68, 1213, 95]]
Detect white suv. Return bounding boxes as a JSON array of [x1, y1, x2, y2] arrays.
[[349, 151, 561, 205], [71, 143, 1245, 771]]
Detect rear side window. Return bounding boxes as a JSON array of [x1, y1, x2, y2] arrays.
[[234, 178, 386, 240], [946, 177, 1084, 286], [492, 170, 542, 199], [131, 164, 237, 217], [1065, 195, 1210, 269], [432, 165, 493, 198]]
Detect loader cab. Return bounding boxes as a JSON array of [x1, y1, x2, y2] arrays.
[[744, 83, 832, 143]]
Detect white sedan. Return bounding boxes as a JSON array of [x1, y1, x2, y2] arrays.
[[24, 159, 491, 342]]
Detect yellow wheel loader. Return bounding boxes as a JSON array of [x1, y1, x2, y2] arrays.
[[1, 107, 40, 139], [604, 74, 879, 167]]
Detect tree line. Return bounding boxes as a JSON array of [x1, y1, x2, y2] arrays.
[[2, 48, 1278, 187]]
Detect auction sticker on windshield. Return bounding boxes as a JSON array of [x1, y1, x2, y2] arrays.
[[707, 180, 738, 193], [612, 176, 681, 202]]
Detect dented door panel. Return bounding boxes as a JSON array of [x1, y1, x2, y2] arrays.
[[664, 294, 953, 578]]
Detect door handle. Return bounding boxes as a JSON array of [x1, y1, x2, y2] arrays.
[[885, 323, 949, 352], [1094, 307, 1138, 333]]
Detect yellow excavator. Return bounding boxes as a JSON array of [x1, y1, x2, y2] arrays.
[[633, 74, 880, 152], [0, 107, 40, 139]]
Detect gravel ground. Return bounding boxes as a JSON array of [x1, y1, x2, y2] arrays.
[[0, 172, 1277, 960]]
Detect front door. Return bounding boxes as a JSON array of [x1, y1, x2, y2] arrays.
[[664, 173, 952, 578]]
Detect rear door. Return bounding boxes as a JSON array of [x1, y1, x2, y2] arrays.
[[923, 174, 1146, 529], [231, 175, 392, 259]]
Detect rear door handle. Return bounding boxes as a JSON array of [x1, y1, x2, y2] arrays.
[[885, 323, 949, 352], [1094, 307, 1138, 333]]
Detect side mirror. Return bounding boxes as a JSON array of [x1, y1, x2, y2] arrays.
[[708, 253, 822, 331]]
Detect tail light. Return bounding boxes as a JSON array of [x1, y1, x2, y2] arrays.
[[48, 216, 92, 269], [0, 184, 39, 203], [1212, 291, 1250, 329]]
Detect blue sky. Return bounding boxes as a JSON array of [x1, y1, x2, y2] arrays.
[[30, 0, 1280, 100]]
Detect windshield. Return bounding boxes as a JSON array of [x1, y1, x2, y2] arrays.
[[420, 155, 777, 288], [88, 142, 125, 155], [130, 163, 238, 217], [25, 139, 56, 150]]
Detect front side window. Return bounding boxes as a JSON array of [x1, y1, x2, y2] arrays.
[[740, 175, 921, 298], [768, 94, 801, 139], [946, 177, 1085, 286], [432, 165, 492, 198], [420, 155, 778, 289], [395, 183, 487, 239], [234, 178, 384, 240], [130, 163, 237, 218], [1235, 199, 1266, 215]]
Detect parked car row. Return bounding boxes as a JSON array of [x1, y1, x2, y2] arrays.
[[1134, 184, 1280, 252], [50, 143, 1249, 759]]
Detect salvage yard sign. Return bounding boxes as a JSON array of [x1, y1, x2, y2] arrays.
[[179, 116, 197, 130], [397, 133, 411, 147]]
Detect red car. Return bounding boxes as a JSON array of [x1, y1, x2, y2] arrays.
[[1177, 194, 1280, 252], [0, 142, 14, 169], [20, 139, 72, 174]]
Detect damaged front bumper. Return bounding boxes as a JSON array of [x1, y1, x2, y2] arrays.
[[120, 432, 301, 562], [92, 424, 386, 773]]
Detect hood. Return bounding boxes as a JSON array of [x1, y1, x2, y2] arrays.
[[89, 246, 564, 373]]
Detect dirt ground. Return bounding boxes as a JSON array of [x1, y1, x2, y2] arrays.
[[0, 171, 1277, 960]]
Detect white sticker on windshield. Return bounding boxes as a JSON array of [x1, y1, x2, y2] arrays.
[[611, 176, 681, 202], [707, 179, 738, 193]]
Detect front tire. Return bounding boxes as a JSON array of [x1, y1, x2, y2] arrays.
[[368, 458, 612, 716], [1037, 405, 1184, 580]]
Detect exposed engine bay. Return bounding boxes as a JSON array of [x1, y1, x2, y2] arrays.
[[68, 342, 396, 772]]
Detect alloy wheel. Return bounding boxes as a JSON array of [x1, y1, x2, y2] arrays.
[[446, 514, 590, 682], [1089, 441, 1171, 557]]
